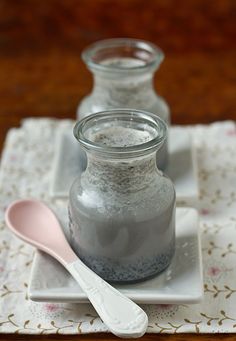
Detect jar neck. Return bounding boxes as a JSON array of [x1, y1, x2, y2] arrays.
[[91, 72, 156, 107], [83, 152, 159, 192]]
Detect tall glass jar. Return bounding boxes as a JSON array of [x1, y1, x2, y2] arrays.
[[69, 109, 175, 283], [77, 38, 170, 170]]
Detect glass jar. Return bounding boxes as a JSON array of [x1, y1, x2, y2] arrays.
[[69, 109, 175, 283], [77, 38, 170, 170]]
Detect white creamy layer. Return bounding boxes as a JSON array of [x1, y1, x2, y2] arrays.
[[92, 126, 154, 147], [100, 57, 146, 68]]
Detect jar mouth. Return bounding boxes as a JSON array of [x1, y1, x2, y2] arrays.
[[74, 109, 167, 158], [82, 38, 164, 74]]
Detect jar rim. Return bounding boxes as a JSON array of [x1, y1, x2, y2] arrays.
[[82, 38, 164, 74], [74, 109, 167, 158]]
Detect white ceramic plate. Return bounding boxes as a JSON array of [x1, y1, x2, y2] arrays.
[[49, 127, 199, 206], [28, 208, 203, 304]]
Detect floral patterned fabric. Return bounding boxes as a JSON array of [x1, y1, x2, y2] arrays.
[[0, 118, 236, 334]]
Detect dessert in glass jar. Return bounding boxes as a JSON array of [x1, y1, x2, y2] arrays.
[[69, 109, 175, 283], [77, 38, 170, 170]]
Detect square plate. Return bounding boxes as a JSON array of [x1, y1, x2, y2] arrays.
[[28, 208, 203, 304], [49, 127, 199, 206]]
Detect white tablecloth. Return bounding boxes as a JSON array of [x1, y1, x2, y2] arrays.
[[0, 118, 236, 334]]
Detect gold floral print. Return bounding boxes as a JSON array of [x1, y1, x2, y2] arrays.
[[0, 285, 22, 298], [202, 223, 224, 235], [0, 241, 10, 254], [204, 284, 236, 298], [10, 244, 30, 258], [221, 243, 236, 257], [203, 241, 236, 258], [154, 322, 184, 333], [184, 319, 202, 333], [0, 314, 18, 328], [202, 241, 222, 255], [200, 311, 236, 326]]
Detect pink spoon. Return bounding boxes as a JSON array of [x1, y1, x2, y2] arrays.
[[5, 199, 148, 338]]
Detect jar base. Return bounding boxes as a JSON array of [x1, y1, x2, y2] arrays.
[[106, 257, 174, 285], [75, 244, 175, 284]]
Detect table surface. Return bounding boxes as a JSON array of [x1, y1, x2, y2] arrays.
[[0, 0, 235, 340]]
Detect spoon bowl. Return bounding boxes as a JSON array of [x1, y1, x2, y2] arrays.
[[6, 199, 76, 265]]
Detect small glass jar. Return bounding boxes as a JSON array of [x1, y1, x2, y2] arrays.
[[69, 109, 175, 283], [77, 38, 170, 170]]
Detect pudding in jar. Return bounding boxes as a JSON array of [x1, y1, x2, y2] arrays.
[[69, 109, 175, 283]]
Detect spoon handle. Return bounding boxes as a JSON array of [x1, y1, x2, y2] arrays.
[[67, 259, 148, 338]]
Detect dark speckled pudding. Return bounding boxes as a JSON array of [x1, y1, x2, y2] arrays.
[[69, 110, 175, 283]]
